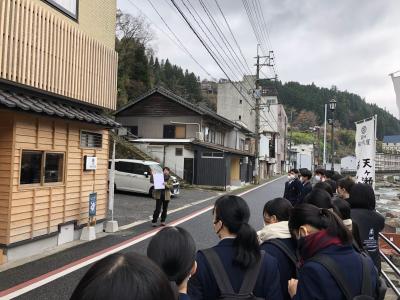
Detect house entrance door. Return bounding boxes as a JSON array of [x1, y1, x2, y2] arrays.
[[184, 158, 194, 184]]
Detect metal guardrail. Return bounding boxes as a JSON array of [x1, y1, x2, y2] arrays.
[[379, 233, 400, 297]]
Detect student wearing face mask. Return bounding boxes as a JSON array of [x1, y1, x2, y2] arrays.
[[283, 169, 303, 206], [287, 204, 378, 300], [188, 195, 283, 300], [313, 168, 326, 185], [258, 198, 297, 300]]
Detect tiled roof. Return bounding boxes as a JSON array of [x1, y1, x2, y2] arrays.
[[116, 87, 254, 135], [0, 90, 119, 127], [383, 135, 400, 143]]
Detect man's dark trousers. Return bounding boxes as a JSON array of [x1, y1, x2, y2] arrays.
[[152, 191, 169, 223]]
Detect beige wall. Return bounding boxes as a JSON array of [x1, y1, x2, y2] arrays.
[[0, 111, 109, 245], [0, 0, 118, 110], [33, 0, 117, 49]]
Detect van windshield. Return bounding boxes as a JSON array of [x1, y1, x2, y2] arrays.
[[149, 164, 163, 174]]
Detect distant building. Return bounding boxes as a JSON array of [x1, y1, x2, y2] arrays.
[[376, 153, 400, 172], [216, 76, 287, 178], [115, 87, 254, 188], [290, 144, 313, 171], [383, 135, 400, 154], [341, 155, 357, 172]]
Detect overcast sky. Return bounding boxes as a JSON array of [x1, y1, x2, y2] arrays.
[[118, 0, 400, 118]]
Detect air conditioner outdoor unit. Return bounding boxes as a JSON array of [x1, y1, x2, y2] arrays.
[[244, 144, 249, 151], [195, 132, 204, 141]]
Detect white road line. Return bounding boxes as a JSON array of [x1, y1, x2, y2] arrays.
[[0, 176, 284, 299]]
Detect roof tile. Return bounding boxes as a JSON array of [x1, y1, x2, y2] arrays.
[[0, 89, 119, 127]]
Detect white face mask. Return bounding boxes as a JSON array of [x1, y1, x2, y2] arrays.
[[315, 175, 321, 182], [288, 174, 295, 180]]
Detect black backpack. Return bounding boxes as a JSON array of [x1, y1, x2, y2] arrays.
[[200, 248, 264, 300], [264, 239, 300, 277], [309, 253, 374, 300]]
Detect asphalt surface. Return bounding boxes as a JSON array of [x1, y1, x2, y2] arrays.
[[1, 177, 285, 300], [112, 188, 219, 226]]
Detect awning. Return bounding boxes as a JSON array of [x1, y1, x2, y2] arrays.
[[0, 89, 119, 127]]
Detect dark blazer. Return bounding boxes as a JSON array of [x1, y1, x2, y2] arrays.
[[284, 179, 303, 205], [188, 239, 283, 300], [351, 208, 385, 271], [293, 245, 378, 300], [179, 294, 190, 300], [261, 238, 297, 300], [298, 181, 312, 204]]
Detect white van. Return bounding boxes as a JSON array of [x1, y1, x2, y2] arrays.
[[109, 159, 180, 196]]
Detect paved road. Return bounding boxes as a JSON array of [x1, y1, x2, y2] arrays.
[[0, 177, 285, 300], [112, 188, 220, 226]]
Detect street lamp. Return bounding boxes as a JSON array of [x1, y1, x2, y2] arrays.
[[329, 99, 337, 171]]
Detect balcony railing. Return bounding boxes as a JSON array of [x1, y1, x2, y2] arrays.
[[0, 0, 118, 110]]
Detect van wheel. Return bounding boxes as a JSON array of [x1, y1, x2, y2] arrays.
[[148, 187, 154, 197]]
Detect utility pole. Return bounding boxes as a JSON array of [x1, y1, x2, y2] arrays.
[[253, 45, 272, 184], [254, 46, 261, 185]]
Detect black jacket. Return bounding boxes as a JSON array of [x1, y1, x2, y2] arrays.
[[298, 181, 312, 204], [351, 208, 385, 271], [283, 178, 303, 205]]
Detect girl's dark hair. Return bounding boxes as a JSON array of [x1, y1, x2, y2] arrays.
[[70, 253, 175, 300], [263, 198, 293, 222], [288, 204, 352, 245], [348, 183, 376, 210], [337, 177, 355, 194], [147, 226, 196, 285], [304, 188, 333, 209], [214, 195, 260, 269], [313, 182, 334, 197], [315, 168, 326, 176], [332, 199, 351, 220], [325, 179, 337, 194]]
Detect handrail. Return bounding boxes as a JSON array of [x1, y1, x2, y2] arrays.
[[381, 270, 400, 297], [379, 233, 400, 255], [380, 250, 400, 277]]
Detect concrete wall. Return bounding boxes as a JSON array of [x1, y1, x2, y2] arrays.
[[217, 81, 255, 132], [116, 116, 202, 139], [133, 143, 194, 178]]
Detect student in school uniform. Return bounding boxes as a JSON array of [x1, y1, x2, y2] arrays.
[[70, 253, 176, 300], [147, 226, 197, 300], [347, 183, 385, 271], [188, 195, 283, 300], [258, 198, 296, 300], [288, 204, 378, 300]]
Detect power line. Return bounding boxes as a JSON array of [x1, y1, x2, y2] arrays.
[[181, 0, 251, 89], [170, 0, 256, 111], [126, 0, 213, 78], [198, 0, 254, 90]]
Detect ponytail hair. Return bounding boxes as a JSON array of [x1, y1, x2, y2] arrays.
[[213, 195, 260, 269], [288, 203, 352, 244]]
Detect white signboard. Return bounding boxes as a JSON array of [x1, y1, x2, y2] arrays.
[[85, 156, 97, 171], [390, 74, 400, 118], [153, 173, 165, 190], [355, 117, 376, 187]]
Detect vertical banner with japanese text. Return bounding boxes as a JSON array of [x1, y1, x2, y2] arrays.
[[355, 116, 376, 187]]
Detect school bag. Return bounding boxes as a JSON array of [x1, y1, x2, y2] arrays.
[[200, 248, 264, 300], [264, 239, 300, 277], [309, 253, 374, 300]]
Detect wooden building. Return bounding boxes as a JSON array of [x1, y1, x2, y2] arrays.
[[0, 0, 118, 264], [115, 87, 254, 188]]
